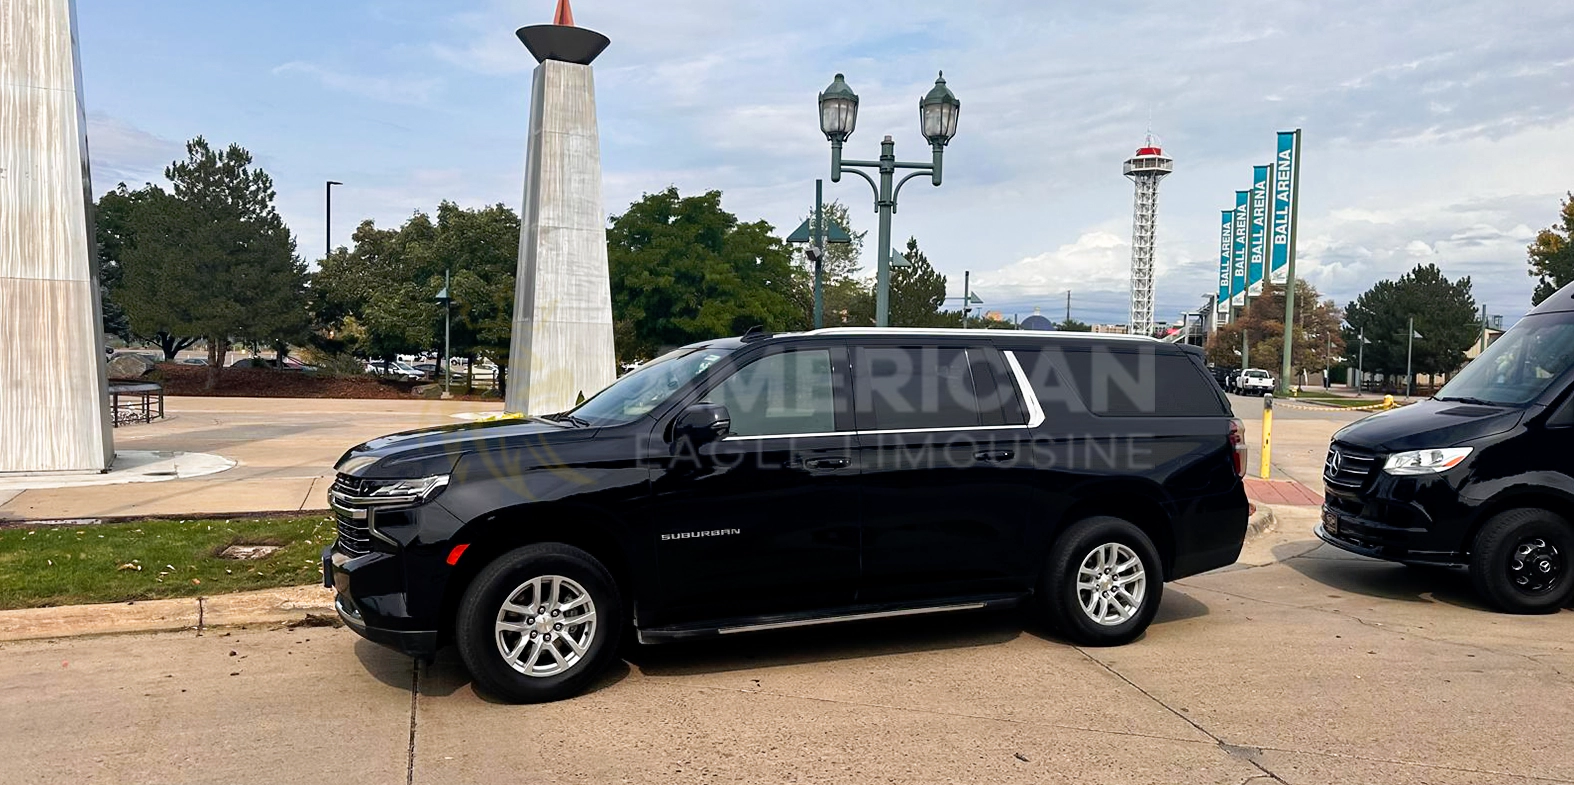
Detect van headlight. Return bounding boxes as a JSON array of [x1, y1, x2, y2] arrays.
[[1382, 447, 1472, 475]]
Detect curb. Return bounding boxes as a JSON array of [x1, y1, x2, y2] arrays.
[[1246, 504, 1276, 541], [0, 585, 336, 644]]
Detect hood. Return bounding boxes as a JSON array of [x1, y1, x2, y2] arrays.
[[1331, 398, 1525, 453], [334, 418, 598, 479]]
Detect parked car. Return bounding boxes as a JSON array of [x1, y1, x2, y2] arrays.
[[232, 356, 318, 372], [1319, 280, 1574, 613], [365, 360, 424, 381], [178, 357, 208, 366], [326, 328, 1250, 702], [1222, 368, 1242, 393], [1237, 368, 1275, 396]]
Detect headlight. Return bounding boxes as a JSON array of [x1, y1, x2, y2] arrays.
[[1382, 447, 1472, 475], [361, 474, 450, 504]]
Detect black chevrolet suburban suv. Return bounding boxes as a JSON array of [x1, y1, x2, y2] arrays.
[[327, 329, 1250, 702], [1319, 281, 1574, 613]]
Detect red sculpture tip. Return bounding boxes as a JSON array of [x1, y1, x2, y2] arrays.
[[553, 0, 575, 26]]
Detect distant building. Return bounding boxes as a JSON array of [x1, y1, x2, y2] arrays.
[[1092, 324, 1130, 335], [1019, 306, 1055, 331]]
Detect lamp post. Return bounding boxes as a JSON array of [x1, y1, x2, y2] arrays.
[[819, 72, 959, 327], [945, 273, 983, 328], [1405, 317, 1423, 399], [325, 180, 343, 258], [435, 270, 452, 400], [786, 180, 853, 328]]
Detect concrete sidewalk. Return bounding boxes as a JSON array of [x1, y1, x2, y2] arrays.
[[0, 396, 500, 520]]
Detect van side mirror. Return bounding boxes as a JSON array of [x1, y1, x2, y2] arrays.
[[673, 402, 731, 446]]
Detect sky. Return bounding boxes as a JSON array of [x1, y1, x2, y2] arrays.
[[77, 0, 1574, 327]]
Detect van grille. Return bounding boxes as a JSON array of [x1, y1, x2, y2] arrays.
[[330, 474, 372, 556], [1324, 445, 1378, 492]]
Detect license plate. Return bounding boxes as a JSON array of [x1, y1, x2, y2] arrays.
[[1322, 509, 1340, 535]]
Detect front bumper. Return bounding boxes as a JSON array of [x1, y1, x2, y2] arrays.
[[1315, 507, 1467, 567], [323, 539, 444, 660]]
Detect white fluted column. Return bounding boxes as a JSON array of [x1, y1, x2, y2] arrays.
[[0, 0, 113, 473]]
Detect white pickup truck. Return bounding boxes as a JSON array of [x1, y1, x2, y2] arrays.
[[1237, 368, 1276, 395]]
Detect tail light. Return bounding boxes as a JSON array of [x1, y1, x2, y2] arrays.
[[1229, 418, 1247, 478]]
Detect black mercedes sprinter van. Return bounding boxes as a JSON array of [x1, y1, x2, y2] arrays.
[[1319, 281, 1574, 613]]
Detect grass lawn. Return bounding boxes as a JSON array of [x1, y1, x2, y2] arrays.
[[0, 515, 334, 610]]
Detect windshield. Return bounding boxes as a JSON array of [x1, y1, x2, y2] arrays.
[[569, 346, 731, 426], [1438, 311, 1574, 406]]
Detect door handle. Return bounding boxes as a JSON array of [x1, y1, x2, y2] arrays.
[[974, 449, 1013, 463], [803, 456, 850, 470]]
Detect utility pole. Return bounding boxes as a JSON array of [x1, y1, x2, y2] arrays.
[[962, 271, 971, 329], [1479, 303, 1488, 355], [1065, 290, 1072, 323], [1357, 325, 1365, 393]]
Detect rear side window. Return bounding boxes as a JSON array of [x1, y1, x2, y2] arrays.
[[1012, 347, 1226, 417], [854, 346, 983, 430]]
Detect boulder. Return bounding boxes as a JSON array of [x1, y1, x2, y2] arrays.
[[106, 353, 156, 380]]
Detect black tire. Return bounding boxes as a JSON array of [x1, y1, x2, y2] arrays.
[[1469, 508, 1574, 614], [1040, 517, 1164, 646], [456, 543, 624, 703]]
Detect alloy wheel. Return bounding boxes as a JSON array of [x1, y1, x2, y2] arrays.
[[494, 575, 598, 677], [1076, 543, 1147, 626]]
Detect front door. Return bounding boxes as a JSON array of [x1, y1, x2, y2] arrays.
[[852, 343, 1037, 603], [644, 344, 860, 626]]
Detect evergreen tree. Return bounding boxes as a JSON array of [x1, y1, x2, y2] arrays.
[[1341, 263, 1477, 382], [889, 236, 949, 327], [116, 138, 307, 387]]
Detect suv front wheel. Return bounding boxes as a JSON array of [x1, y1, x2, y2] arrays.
[[1040, 517, 1164, 646], [456, 543, 624, 703], [1469, 508, 1572, 614]]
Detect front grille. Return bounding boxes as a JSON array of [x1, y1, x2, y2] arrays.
[[1324, 445, 1378, 491], [330, 474, 373, 556]]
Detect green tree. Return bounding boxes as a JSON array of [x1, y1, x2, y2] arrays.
[[1058, 318, 1092, 332], [889, 236, 949, 327], [1529, 193, 1574, 305], [115, 138, 307, 387], [92, 186, 141, 343], [607, 188, 809, 362], [1205, 280, 1344, 375], [309, 202, 520, 391], [1342, 264, 1477, 385]]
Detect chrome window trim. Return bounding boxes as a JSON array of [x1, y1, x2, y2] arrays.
[[1002, 350, 1046, 428]]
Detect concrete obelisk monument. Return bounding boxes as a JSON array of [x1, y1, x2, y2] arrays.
[[0, 0, 114, 473], [506, 0, 617, 415]]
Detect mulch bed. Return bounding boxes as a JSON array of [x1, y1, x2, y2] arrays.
[[136, 363, 497, 400]]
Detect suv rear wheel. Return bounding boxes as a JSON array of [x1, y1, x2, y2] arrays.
[[456, 543, 624, 703], [1040, 517, 1164, 646], [1469, 508, 1572, 614]]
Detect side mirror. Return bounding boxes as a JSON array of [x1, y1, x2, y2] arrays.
[[673, 402, 731, 446]]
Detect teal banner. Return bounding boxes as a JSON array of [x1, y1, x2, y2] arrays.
[[1218, 209, 1233, 310], [1270, 130, 1301, 278], [1231, 190, 1249, 304], [1248, 164, 1270, 292]]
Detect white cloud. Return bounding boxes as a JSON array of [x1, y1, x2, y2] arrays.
[[85, 113, 181, 190]]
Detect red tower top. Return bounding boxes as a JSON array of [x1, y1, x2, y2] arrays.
[[1136, 146, 1163, 156], [553, 0, 574, 26]]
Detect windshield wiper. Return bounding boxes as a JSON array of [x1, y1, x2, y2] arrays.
[[542, 412, 592, 427], [1435, 396, 1499, 406]]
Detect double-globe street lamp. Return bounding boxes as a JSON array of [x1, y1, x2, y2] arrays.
[[819, 72, 960, 327]]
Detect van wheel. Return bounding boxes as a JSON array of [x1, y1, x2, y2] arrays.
[[1469, 509, 1573, 613], [456, 543, 623, 703], [1040, 517, 1164, 646]]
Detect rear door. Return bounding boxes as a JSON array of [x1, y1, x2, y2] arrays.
[[852, 342, 1039, 602]]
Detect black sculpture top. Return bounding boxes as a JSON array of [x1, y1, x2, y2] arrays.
[[516, 24, 609, 65]]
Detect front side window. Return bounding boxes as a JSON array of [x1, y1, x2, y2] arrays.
[[704, 349, 836, 437], [571, 347, 730, 426], [1438, 311, 1574, 406]]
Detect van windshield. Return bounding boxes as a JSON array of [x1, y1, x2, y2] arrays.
[[1437, 311, 1574, 406], [568, 347, 731, 426]]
